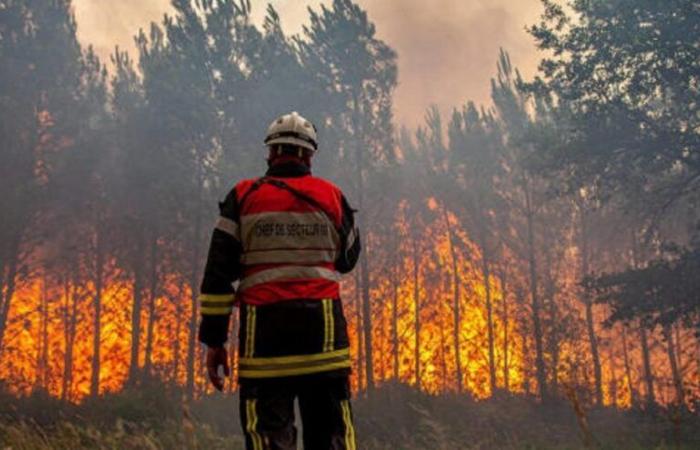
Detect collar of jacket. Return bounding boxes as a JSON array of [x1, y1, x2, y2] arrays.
[[265, 162, 311, 178]]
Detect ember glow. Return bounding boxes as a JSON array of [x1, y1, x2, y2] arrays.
[[0, 207, 694, 405], [1, 0, 698, 415]]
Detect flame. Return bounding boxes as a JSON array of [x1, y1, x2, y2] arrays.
[[0, 203, 696, 406]]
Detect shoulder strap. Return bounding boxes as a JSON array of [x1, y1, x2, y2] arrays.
[[238, 177, 338, 229], [237, 177, 267, 209]]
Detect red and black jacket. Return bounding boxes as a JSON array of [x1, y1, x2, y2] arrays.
[[198, 162, 360, 378]]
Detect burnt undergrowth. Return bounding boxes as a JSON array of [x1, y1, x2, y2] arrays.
[[1, 380, 698, 449]]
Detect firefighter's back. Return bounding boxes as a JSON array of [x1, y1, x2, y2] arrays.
[[234, 173, 352, 378]]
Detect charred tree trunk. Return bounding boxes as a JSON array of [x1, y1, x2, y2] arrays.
[[0, 235, 21, 355], [61, 275, 71, 400], [524, 180, 547, 401], [621, 326, 638, 408], [186, 160, 205, 400], [128, 258, 144, 382], [663, 323, 685, 405], [412, 237, 421, 389], [173, 282, 184, 384], [584, 298, 602, 405], [544, 251, 560, 393], [608, 346, 618, 407], [352, 92, 373, 392], [443, 210, 463, 393], [61, 272, 78, 402], [580, 207, 603, 406], [144, 234, 159, 374], [143, 288, 157, 375], [38, 276, 49, 389], [90, 225, 105, 398], [392, 258, 400, 380], [639, 324, 656, 406], [499, 268, 510, 393], [480, 251, 497, 393], [439, 302, 448, 391]]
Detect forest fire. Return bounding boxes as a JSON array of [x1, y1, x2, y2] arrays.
[[0, 207, 693, 407], [1, 0, 699, 448]]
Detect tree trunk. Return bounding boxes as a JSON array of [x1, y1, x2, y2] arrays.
[[608, 345, 618, 407], [443, 210, 463, 393], [579, 207, 603, 406], [144, 287, 157, 375], [351, 91, 373, 392], [62, 272, 78, 402], [621, 326, 638, 408], [412, 238, 421, 389], [90, 225, 104, 398], [542, 247, 561, 396], [639, 324, 655, 406], [144, 234, 159, 374], [173, 282, 184, 384], [480, 251, 497, 393], [360, 251, 373, 390], [439, 304, 448, 391], [186, 160, 205, 400], [392, 258, 400, 380], [0, 236, 21, 355], [128, 262, 144, 382], [663, 323, 685, 405], [499, 269, 510, 392], [524, 180, 547, 401], [38, 276, 49, 389]]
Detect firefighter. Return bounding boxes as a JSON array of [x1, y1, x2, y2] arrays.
[[198, 111, 361, 450]]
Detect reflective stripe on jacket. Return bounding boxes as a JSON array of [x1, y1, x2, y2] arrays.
[[234, 175, 345, 305], [197, 162, 361, 366]]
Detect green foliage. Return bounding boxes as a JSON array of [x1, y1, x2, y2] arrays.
[[591, 247, 700, 330], [527, 0, 700, 345], [528, 0, 700, 218]]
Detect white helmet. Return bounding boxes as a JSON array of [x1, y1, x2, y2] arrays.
[[264, 111, 318, 153]]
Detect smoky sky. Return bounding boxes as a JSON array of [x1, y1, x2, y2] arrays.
[[74, 0, 543, 127]]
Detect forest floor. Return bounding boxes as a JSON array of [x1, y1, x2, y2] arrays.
[[1, 381, 698, 449]]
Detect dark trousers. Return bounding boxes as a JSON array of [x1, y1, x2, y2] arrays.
[[239, 372, 356, 450]]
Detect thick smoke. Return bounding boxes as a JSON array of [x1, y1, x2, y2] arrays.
[[73, 0, 542, 126]]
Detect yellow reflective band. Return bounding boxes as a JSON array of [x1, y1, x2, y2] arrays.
[[239, 360, 352, 378], [200, 293, 235, 303], [240, 347, 349, 366], [323, 299, 334, 352], [199, 293, 235, 315], [215, 216, 240, 240], [238, 348, 351, 378], [246, 399, 263, 450], [341, 400, 356, 450], [200, 305, 233, 315], [244, 305, 256, 358], [239, 266, 341, 292]]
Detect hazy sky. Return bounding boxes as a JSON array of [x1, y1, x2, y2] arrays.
[[74, 0, 543, 127]]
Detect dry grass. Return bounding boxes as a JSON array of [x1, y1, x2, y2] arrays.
[[1, 382, 698, 449]]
